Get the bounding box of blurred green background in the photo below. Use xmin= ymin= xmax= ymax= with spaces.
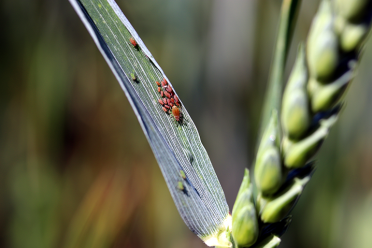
xmin=1 ymin=0 xmax=372 ymax=247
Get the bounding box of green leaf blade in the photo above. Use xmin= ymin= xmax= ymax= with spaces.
xmin=69 ymin=0 xmax=230 ymax=241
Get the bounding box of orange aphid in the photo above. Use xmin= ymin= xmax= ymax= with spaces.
xmin=158 ymin=99 xmax=164 ymax=105
xmin=156 ymin=81 xmax=161 ymax=86
xmin=161 ymin=78 xmax=168 ymax=87
xmin=166 ymin=87 xmax=173 ymax=93
xmin=164 ymin=105 xmax=170 ymax=109
xmin=129 ymin=37 xmax=138 ymax=47
xmin=172 ymin=106 xmax=181 ymax=121
xmin=157 ymin=87 xmax=161 ymax=92
xmin=161 ymin=91 xmax=164 ymax=97
xmin=170 ymin=98 xmax=175 ymax=103
xmin=162 ymin=107 xmax=168 ymax=113
xmin=174 ymin=95 xmax=179 ymax=103
xmin=164 ymin=92 xmax=171 ymax=98
xmin=163 ymin=98 xmax=167 ymax=105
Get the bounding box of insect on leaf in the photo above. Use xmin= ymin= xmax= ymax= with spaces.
xmin=68 ymin=0 xmax=230 ymax=246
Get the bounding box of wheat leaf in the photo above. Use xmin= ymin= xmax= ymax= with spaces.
xmin=69 ymin=0 xmax=229 ymax=241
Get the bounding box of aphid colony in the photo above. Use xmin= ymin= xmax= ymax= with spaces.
xmin=128 ymin=37 xmax=183 ymax=123
xmin=156 ymin=78 xmax=183 ymax=123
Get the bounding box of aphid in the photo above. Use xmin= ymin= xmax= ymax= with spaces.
xmin=174 ymin=95 xmax=179 ymax=103
xmin=164 ymin=92 xmax=171 ymax=98
xmin=129 ymin=37 xmax=138 ymax=48
xmin=180 ymin=170 xmax=186 ymax=180
xmin=170 ymin=103 xmax=174 ymax=107
xmin=161 ymin=78 xmax=168 ymax=87
xmin=162 ymin=107 xmax=168 ymax=113
xmin=164 ymin=104 xmax=170 ymax=109
xmin=170 ymin=98 xmax=175 ymax=103
xmin=167 ymin=99 xmax=171 ymax=105
xmin=166 ymin=87 xmax=173 ymax=93
xmin=157 ymin=87 xmax=161 ymax=92
xmin=188 ymin=152 xmax=194 ymax=164
xmin=130 ymin=72 xmax=137 ymax=81
xmin=177 ymin=181 xmax=184 ymax=191
xmin=161 ymin=91 xmax=164 ymax=97
xmin=172 ymin=106 xmax=181 ymax=122
xmin=158 ymin=99 xmax=164 ymax=105
xmin=176 ymin=102 xmax=180 ymax=107
xmin=156 ymin=81 xmax=161 ymax=86
xmin=163 ymin=98 xmax=167 ymax=105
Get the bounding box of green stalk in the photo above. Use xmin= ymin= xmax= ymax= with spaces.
xmin=259 ymin=0 xmax=302 ymax=142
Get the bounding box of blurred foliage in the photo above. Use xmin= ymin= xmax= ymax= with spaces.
xmin=1 ymin=0 xmax=372 ymax=248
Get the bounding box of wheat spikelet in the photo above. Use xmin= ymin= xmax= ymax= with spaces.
xmin=230 ymin=0 xmax=372 ymax=247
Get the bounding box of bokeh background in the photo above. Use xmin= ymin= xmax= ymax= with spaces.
xmin=1 ymin=0 xmax=372 ymax=247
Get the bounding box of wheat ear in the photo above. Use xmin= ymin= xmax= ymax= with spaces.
xmin=230 ymin=0 xmax=372 ymax=247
